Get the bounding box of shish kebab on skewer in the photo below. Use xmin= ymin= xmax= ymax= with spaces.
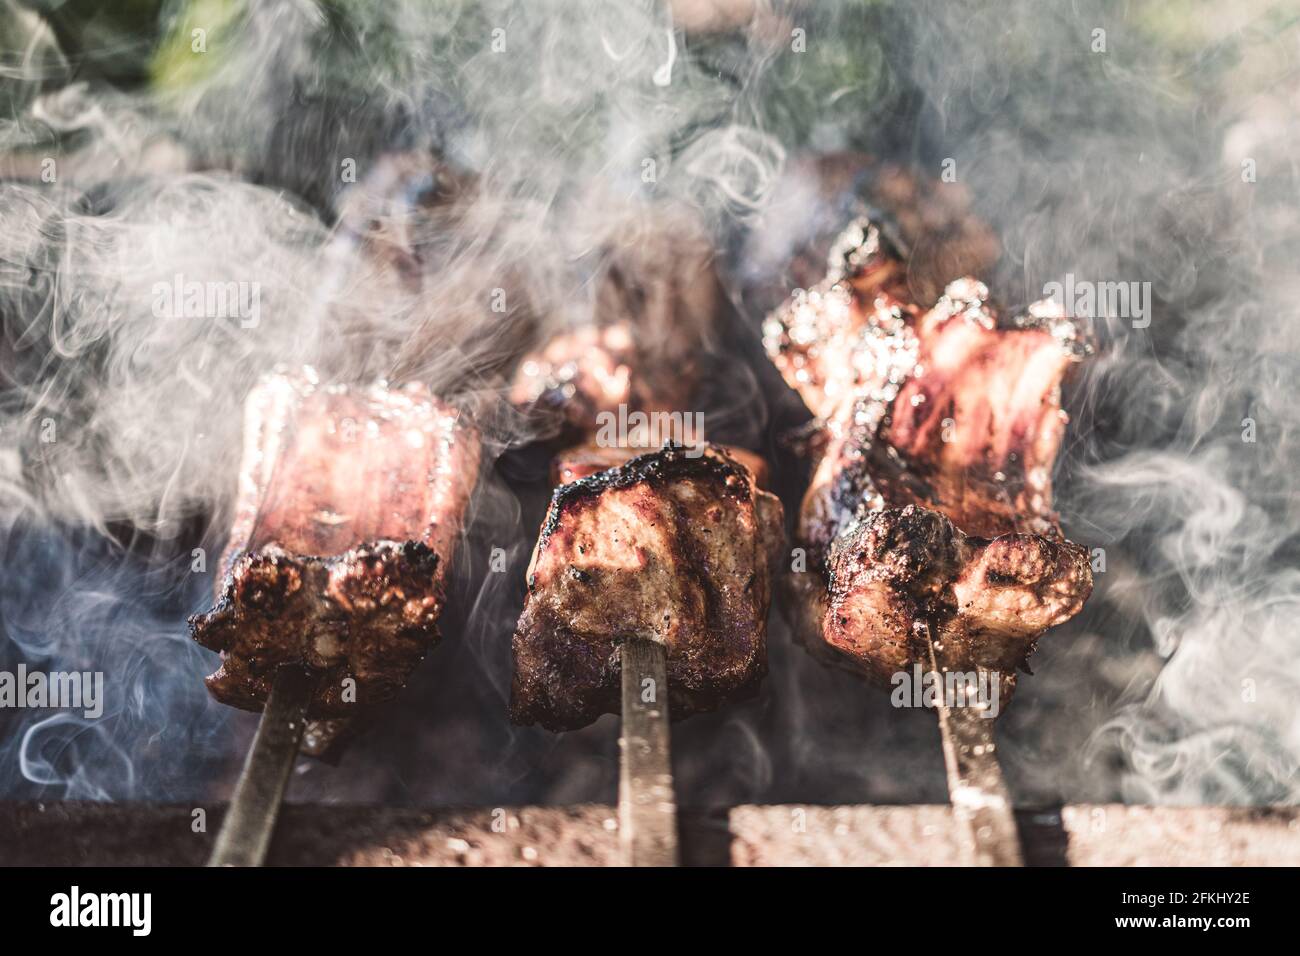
xmin=506 ymin=216 xmax=784 ymax=864
xmin=763 ymin=214 xmax=1093 ymax=865
xmin=516 ymin=442 xmax=780 ymax=866
xmin=200 ymin=148 xmax=516 ymax=757
xmin=190 ymin=368 xmax=481 ymax=866
xmin=512 ymin=444 xmax=783 ymax=730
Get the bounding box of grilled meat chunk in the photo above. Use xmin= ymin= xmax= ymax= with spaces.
xmin=762 ymin=217 xmax=920 ymax=423
xmin=765 ymin=219 xmax=1092 ymax=691
xmin=812 ymin=505 xmax=1090 ymax=697
xmin=509 ymin=201 xmax=720 ymax=444
xmin=879 ymin=280 xmax=1084 ymax=538
xmin=510 ymin=444 xmax=783 ymax=731
xmin=509 ymin=322 xmax=642 ymax=433
xmin=509 ymin=201 xmax=779 ymax=731
xmin=799 ymin=278 xmax=1086 ymax=558
xmin=190 ymin=370 xmax=481 ymax=717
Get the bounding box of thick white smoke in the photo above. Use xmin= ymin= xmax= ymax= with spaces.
xmin=0 ymin=0 xmax=1295 ymax=811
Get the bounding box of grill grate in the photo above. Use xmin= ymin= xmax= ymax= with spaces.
xmin=3 ymin=802 xmax=1295 ymax=866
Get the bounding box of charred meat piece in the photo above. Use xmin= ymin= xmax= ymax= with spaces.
xmin=509 ymin=201 xmax=781 ymax=731
xmin=508 ymin=310 xmax=704 ymax=442
xmin=879 ymin=280 xmax=1086 ymax=538
xmin=799 ymin=278 xmax=1086 ymax=558
xmin=811 ymin=282 xmax=1091 ymax=694
xmin=511 ymin=444 xmax=783 ymax=731
xmin=190 ymin=370 xmax=481 ymax=716
xmin=509 ymin=323 xmax=640 ymax=434
xmin=762 ymin=217 xmax=919 ymax=423
xmin=764 ymin=216 xmax=923 ymax=563
xmin=509 ymin=201 xmax=720 ymax=444
xmin=766 ymin=219 xmax=1091 ymax=691
xmin=809 ymin=505 xmax=1090 ymax=698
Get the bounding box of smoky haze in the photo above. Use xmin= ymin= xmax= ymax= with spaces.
xmin=0 ymin=0 xmax=1295 ymax=812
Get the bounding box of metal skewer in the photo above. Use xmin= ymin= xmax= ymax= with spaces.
xmin=208 ymin=666 xmax=315 ymax=867
xmin=922 ymin=625 xmax=1024 ymax=867
xmin=618 ymin=637 xmax=679 ymax=866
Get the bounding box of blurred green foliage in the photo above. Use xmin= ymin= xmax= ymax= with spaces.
xmin=15 ymin=0 xmax=162 ymax=85
xmin=11 ymin=0 xmax=904 ymax=156
xmin=9 ymin=0 xmax=1300 ymax=167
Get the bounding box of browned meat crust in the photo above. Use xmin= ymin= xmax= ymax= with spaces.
xmin=797 ymin=278 xmax=1086 ymax=561
xmin=762 ymin=217 xmax=919 ymax=424
xmin=818 ymin=505 xmax=1090 ymax=697
xmin=190 ymin=371 xmax=481 ymax=717
xmin=551 ymin=440 xmax=770 ymax=490
xmin=510 ymin=444 xmax=783 ymax=731
xmin=192 ymin=541 xmax=443 ymax=713
xmin=879 ymin=280 xmax=1083 ymax=538
xmin=509 ymin=323 xmax=641 ymax=435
